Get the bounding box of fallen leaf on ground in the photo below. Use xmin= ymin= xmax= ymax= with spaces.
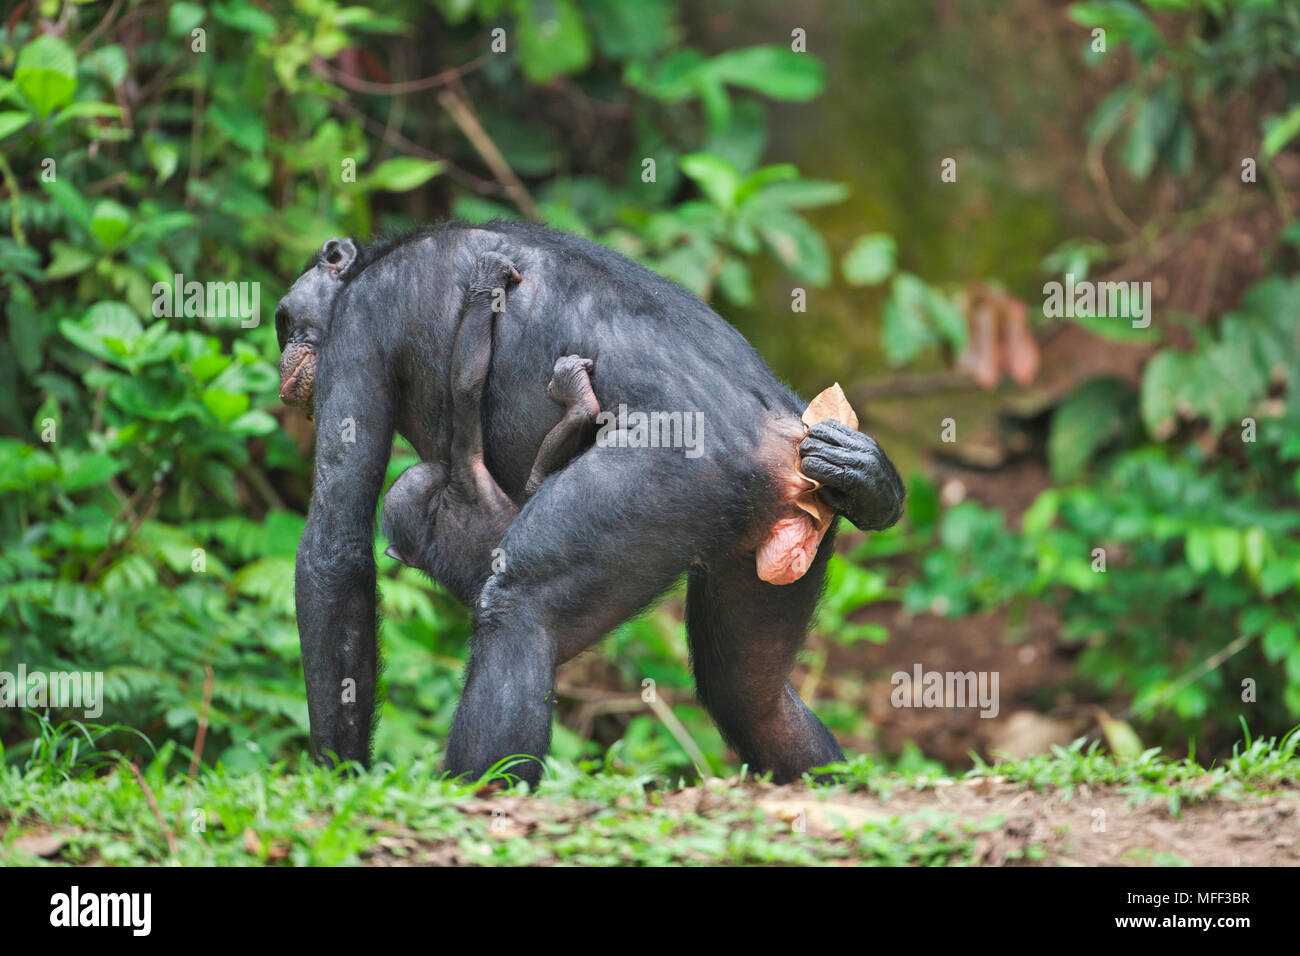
xmin=12 ymin=832 xmax=68 ymax=857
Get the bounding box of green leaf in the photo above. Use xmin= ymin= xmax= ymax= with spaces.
xmin=1096 ymin=711 xmax=1144 ymax=759
xmin=699 ymin=97 xmax=766 ymax=174
xmin=624 ymin=48 xmax=711 ymax=103
xmin=1048 ymin=378 xmax=1134 ymax=481
xmin=752 ymin=178 xmax=848 ymax=210
xmin=208 ymin=101 xmax=267 ymax=154
xmin=1263 ymin=105 xmax=1300 ymax=159
xmin=201 ymin=390 xmax=251 ymax=423
xmin=81 ymin=44 xmax=128 ymax=86
xmin=1210 ymin=527 xmax=1241 ymax=576
xmin=1242 ymin=526 xmax=1267 ymax=577
xmin=1021 ymin=489 xmax=1060 ymax=536
xmin=59 ymin=301 xmax=143 ymax=367
xmin=1183 ymin=527 xmax=1212 ymax=575
xmin=706 ymin=46 xmax=826 ymax=101
xmin=168 ymin=2 xmax=207 ymax=36
xmin=882 ymin=273 xmax=936 ymax=366
xmin=230 ymin=410 xmax=278 ymax=435
xmin=145 ymin=137 xmax=180 ymax=183
xmin=190 ymin=353 xmax=233 ymax=383
xmin=755 ymin=208 xmax=830 ymax=285
xmin=61 ymin=452 xmax=124 ymax=492
xmin=925 ymin=287 xmax=967 ymax=351
xmin=1068 ymin=2 xmax=1164 ymax=60
xmin=362 ymin=157 xmax=445 ymax=192
xmin=695 ymin=76 xmax=731 ymax=135
xmin=842 ymin=234 xmax=897 ymax=286
xmin=0 ymin=111 xmax=31 ymax=140
xmin=107 ymin=377 xmax=191 ymax=421
xmin=45 ymin=240 xmax=96 ymax=279
xmin=90 ymin=200 xmax=131 ymax=249
xmin=516 ymin=0 xmax=592 ymax=83
xmin=1140 ymin=349 xmax=1190 ymax=439
xmin=715 ymin=258 xmax=754 ymax=306
xmin=212 ymin=0 xmax=277 ymax=36
xmin=586 ymin=0 xmax=675 ymax=60
xmin=1085 ymin=87 xmax=1132 ymax=147
xmin=1262 ymin=621 xmax=1296 ymax=663
xmin=679 ymin=153 xmax=741 ymax=210
xmin=15 ymin=35 xmax=78 ymax=118
xmin=41 ymin=177 xmax=93 ymax=231
xmin=53 ymin=101 xmax=123 ymax=126
xmin=735 ymin=163 xmax=797 ymax=202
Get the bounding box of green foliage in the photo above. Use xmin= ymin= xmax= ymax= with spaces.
xmin=1074 ymin=0 xmax=1300 ymax=181
xmin=1140 ymin=277 xmax=1298 ymax=439
xmin=911 ymin=433 xmax=1300 ymax=734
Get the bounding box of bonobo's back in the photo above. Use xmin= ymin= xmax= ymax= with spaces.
xmin=331 ymin=219 xmax=807 ymax=493
xmin=477 ymin=220 xmax=804 ymax=429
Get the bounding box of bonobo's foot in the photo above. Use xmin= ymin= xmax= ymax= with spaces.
xmin=546 ymin=355 xmax=597 ymax=411
xmin=467 ymin=251 xmax=523 ymax=299
xmin=798 ymin=420 xmax=905 ymax=532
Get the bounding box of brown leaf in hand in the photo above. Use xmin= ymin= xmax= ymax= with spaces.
xmin=795 ymin=383 xmax=860 ymax=531
xmin=801 ymin=382 xmax=859 ymax=432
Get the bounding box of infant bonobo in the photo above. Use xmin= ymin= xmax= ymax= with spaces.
xmin=381 ymin=252 xmax=600 ymax=605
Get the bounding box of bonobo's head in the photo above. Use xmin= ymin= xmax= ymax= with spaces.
xmin=380 ymin=461 xmax=447 ymax=571
xmin=275 ymin=237 xmax=359 ymax=409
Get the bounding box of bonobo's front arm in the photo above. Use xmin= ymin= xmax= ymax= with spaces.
xmin=295 ymin=338 xmax=394 ymax=767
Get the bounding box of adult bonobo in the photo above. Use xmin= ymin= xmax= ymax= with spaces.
xmin=277 ymin=221 xmax=904 ymax=786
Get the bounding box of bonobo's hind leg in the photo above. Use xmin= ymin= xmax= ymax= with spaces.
xmin=525 ymin=355 xmax=600 ymax=496
xmin=444 ymin=438 xmax=733 ymax=786
xmin=685 ymin=527 xmax=845 ymax=782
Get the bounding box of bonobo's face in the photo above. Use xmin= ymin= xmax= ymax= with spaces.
xmin=275 ymin=269 xmax=333 ymax=409
xmin=275 ymin=238 xmax=357 ymax=409
xmin=381 ymin=461 xmax=448 ymax=570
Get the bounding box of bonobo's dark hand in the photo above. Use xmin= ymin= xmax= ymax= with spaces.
xmin=798 ymin=420 xmax=905 ymax=531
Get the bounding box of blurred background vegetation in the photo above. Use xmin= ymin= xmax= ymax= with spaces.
xmin=2 ymin=0 xmax=1298 ymax=780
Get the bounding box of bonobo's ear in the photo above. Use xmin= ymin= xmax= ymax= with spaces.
xmin=320 ymin=237 xmax=359 ymax=279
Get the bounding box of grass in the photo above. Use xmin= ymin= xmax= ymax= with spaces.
xmin=0 ymin=749 xmax=995 ymax=866
xmin=1 ymin=719 xmax=1297 ymax=866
